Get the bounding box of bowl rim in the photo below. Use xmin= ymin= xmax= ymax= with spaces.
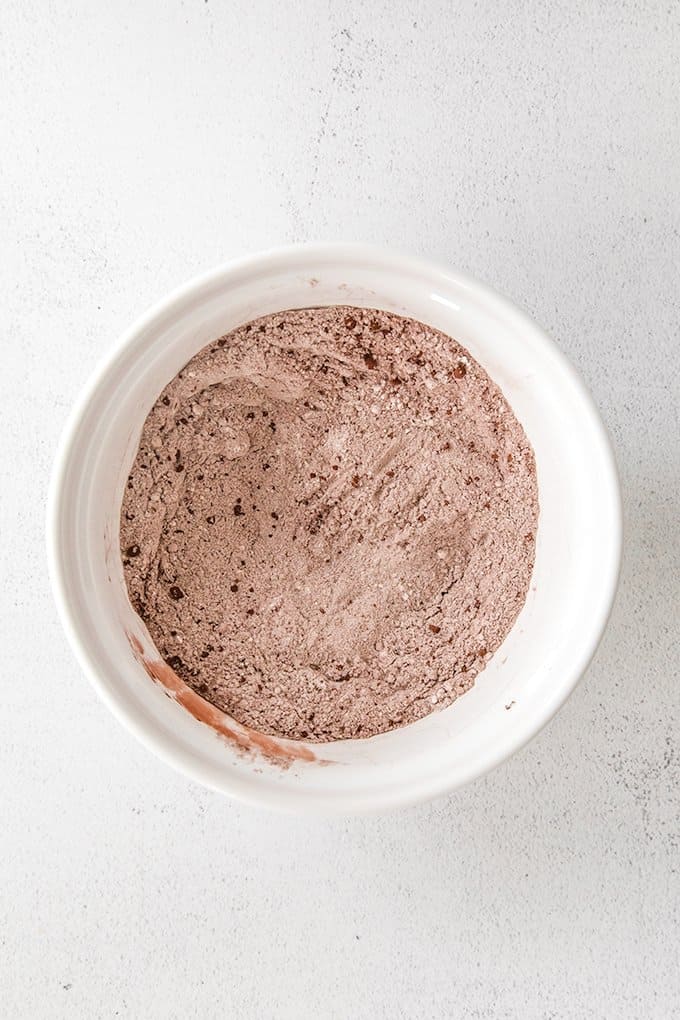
xmin=46 ymin=242 xmax=623 ymax=814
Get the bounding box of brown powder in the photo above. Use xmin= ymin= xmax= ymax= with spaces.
xmin=121 ymin=306 xmax=538 ymax=741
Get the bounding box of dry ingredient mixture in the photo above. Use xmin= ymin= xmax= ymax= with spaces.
xmin=121 ymin=306 xmax=538 ymax=741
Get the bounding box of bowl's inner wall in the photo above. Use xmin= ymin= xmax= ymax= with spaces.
xmin=55 ymin=251 xmax=619 ymax=808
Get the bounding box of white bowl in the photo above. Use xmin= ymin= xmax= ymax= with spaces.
xmin=47 ymin=244 xmax=621 ymax=814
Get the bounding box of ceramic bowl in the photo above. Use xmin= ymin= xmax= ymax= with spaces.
xmin=47 ymin=244 xmax=621 ymax=813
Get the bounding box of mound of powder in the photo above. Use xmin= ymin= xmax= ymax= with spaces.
xmin=121 ymin=306 xmax=538 ymax=741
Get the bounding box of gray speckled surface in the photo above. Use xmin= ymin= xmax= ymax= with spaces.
xmin=1 ymin=1 xmax=678 ymax=1017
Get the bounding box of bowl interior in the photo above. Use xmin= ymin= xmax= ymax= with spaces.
xmin=50 ymin=247 xmax=620 ymax=811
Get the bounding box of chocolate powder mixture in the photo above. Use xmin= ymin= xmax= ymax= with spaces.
xmin=121 ymin=306 xmax=538 ymax=741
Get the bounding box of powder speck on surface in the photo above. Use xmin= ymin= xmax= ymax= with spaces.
xmin=121 ymin=306 xmax=538 ymax=741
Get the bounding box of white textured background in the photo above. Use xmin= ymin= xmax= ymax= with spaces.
xmin=2 ymin=1 xmax=679 ymax=1017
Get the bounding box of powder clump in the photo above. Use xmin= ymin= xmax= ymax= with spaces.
xmin=121 ymin=306 xmax=538 ymax=741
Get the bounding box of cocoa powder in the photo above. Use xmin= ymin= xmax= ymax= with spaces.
xmin=121 ymin=306 xmax=538 ymax=741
